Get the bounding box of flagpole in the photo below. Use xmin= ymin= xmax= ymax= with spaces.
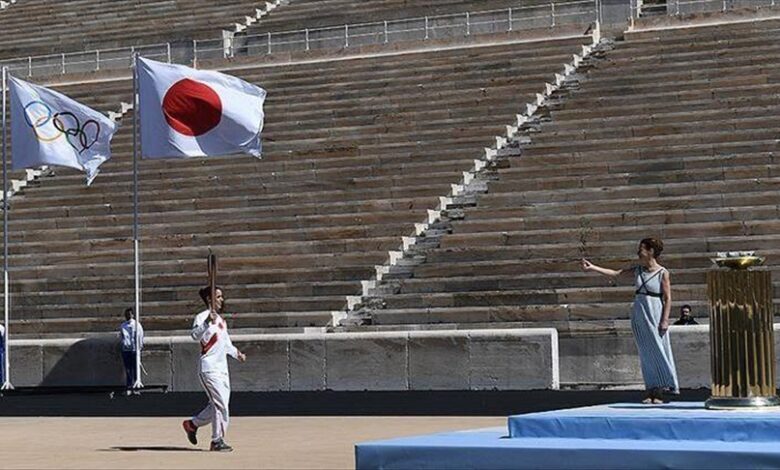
xmin=132 ymin=54 xmax=143 ymax=390
xmin=1 ymin=66 xmax=12 ymax=391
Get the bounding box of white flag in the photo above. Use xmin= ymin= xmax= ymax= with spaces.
xmin=137 ymin=57 xmax=266 ymax=159
xmin=9 ymin=76 xmax=117 ymax=185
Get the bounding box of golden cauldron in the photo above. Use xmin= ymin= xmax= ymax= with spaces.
xmin=705 ymin=252 xmax=779 ymax=409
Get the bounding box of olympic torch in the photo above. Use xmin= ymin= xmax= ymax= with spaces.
xmin=207 ymin=251 xmax=218 ymax=314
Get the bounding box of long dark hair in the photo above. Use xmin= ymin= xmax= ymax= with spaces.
xmin=640 ymin=238 xmax=664 ymax=259
xmin=199 ymin=286 xmax=223 ymax=306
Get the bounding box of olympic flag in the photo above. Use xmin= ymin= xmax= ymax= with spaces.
xmin=9 ymin=76 xmax=118 ymax=185
xmin=137 ymin=57 xmax=266 ymax=159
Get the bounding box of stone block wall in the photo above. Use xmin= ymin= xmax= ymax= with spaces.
xmin=8 ymin=329 xmax=560 ymax=391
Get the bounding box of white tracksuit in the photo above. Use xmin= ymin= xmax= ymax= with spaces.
xmin=190 ymin=309 xmax=239 ymax=443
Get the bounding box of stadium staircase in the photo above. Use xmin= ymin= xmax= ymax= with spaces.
xmin=347 ymin=16 xmax=780 ymax=342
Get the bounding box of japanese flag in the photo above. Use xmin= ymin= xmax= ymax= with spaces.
xmin=9 ymin=75 xmax=118 ymax=185
xmin=137 ymin=57 xmax=266 ymax=159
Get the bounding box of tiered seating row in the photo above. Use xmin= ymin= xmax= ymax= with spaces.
xmin=3 ymin=35 xmax=590 ymax=336
xmin=364 ymin=18 xmax=780 ymax=328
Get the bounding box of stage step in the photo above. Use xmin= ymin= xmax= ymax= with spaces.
xmin=508 ymin=402 xmax=780 ymax=441
xmin=356 ymin=402 xmax=780 ymax=469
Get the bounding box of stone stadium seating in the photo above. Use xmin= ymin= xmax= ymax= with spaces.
xmin=235 ymin=0 xmax=595 ymax=55
xmin=4 ymin=32 xmax=593 ymax=337
xmin=243 ymin=0 xmax=589 ymax=34
xmin=2 ymin=0 xmax=778 ymax=392
xmin=360 ymin=17 xmax=780 ymax=333
xmin=0 ymin=0 xmax=269 ymax=60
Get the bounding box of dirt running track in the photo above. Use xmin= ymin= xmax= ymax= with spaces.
xmin=0 ymin=416 xmax=503 ymax=469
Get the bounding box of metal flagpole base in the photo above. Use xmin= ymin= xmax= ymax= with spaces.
xmin=132 ymin=380 xmax=144 ymax=390
xmin=705 ymin=396 xmax=780 ymax=410
xmin=1 ymin=381 xmax=14 ymax=391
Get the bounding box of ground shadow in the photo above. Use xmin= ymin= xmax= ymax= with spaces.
xmin=42 ymin=335 xmax=125 ymax=387
xmin=107 ymin=446 xmax=204 ymax=452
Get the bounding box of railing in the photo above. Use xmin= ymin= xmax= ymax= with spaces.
xmin=0 ymin=0 xmax=18 ymax=10
xmin=0 ymin=43 xmax=172 ymax=78
xmin=195 ymin=1 xmax=598 ymax=62
xmin=631 ymin=0 xmax=776 ymax=18
xmin=0 ymin=1 xmax=599 ymax=77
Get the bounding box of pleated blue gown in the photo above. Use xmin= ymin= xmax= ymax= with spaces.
xmin=632 ymin=266 xmax=680 ymax=394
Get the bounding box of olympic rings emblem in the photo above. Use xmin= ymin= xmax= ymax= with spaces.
xmin=23 ymin=101 xmax=101 ymax=154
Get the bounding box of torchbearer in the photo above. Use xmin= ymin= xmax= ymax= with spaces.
xmin=182 ymin=253 xmax=247 ymax=452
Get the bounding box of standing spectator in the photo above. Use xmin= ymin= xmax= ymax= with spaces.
xmin=673 ymin=304 xmax=698 ymax=325
xmin=119 ymin=308 xmax=144 ymax=393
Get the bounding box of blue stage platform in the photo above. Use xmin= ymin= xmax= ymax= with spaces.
xmin=355 ymin=403 xmax=780 ymax=469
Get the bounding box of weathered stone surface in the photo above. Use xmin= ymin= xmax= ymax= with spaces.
xmin=290 ymin=338 xmax=327 ymax=391
xmin=170 ymin=340 xmax=201 ymax=392
xmin=231 ymin=339 xmax=289 ymax=392
xmin=8 ymin=329 xmax=560 ymax=391
xmin=560 ymin=333 xmax=641 ymax=386
xmin=141 ymin=342 xmax=173 ymax=389
xmin=408 ymin=333 xmax=469 ymax=390
xmin=325 ymin=334 xmax=408 ymax=391
xmin=671 ymin=323 xmax=780 ymax=390
xmin=669 ymin=325 xmax=710 ymax=389
xmin=41 ymin=337 xmax=124 ymax=386
xmin=9 ymin=344 xmax=44 ymax=387
xmin=468 ymin=330 xmax=556 ymax=390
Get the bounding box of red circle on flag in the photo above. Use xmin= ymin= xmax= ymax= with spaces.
xmin=162 ymin=79 xmax=222 ymax=137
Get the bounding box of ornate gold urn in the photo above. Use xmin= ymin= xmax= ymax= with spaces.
xmin=705 ymin=252 xmax=779 ymax=409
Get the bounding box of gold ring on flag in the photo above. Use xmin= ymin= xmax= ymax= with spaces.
xmin=23 ymin=101 xmax=64 ymax=142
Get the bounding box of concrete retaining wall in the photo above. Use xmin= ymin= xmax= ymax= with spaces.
xmin=23 ymin=323 xmax=779 ymax=391
xmin=560 ymin=324 xmax=780 ymax=389
xmin=559 ymin=329 xmax=643 ymax=387
xmin=7 ymin=329 xmax=559 ymax=392
xmin=669 ymin=324 xmax=780 ymax=389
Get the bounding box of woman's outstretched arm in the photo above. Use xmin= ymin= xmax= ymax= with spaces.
xmin=581 ymin=259 xmax=632 ymax=279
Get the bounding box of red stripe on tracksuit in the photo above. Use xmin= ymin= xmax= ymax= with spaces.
xmin=201 ymin=333 xmax=218 ymax=355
